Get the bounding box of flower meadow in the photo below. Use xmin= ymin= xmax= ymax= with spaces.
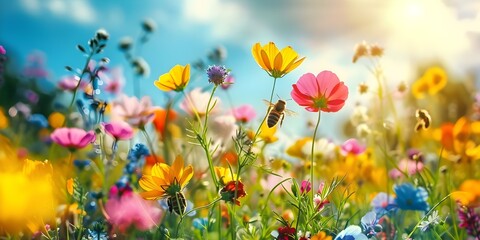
xmin=1 ymin=23 xmax=480 ymax=240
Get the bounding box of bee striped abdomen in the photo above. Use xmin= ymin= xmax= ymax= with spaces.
xmin=267 ymin=111 xmax=280 ymax=128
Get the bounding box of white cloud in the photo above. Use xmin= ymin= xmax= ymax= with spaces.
xmin=19 ymin=0 xmax=97 ymax=24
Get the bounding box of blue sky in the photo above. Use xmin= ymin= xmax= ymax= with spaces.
xmin=2 ymin=0 xmax=480 ymax=140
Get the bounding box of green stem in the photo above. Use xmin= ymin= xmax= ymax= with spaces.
xmin=310 ymin=111 xmax=322 ymax=201
xmin=141 ymin=127 xmax=157 ymax=162
xmin=252 ymin=77 xmax=277 ymax=144
xmin=407 ymin=194 xmax=452 ymax=238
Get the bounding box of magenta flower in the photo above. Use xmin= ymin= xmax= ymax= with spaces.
xmin=102 ymin=121 xmax=134 ymax=140
xmin=291 ymin=71 xmax=348 ymax=112
xmin=0 ymin=45 xmax=5 ymax=55
xmin=50 ymin=128 xmax=96 ymax=149
xmin=389 ymin=159 xmax=424 ymax=179
xmin=341 ymin=138 xmax=366 ymax=155
xmin=99 ymin=67 xmax=125 ymax=94
xmin=105 ymin=191 xmax=163 ymax=233
xmin=300 ymin=180 xmax=311 ymax=194
xmin=232 ymin=105 xmax=256 ymax=123
xmin=221 ymin=75 xmax=235 ymax=90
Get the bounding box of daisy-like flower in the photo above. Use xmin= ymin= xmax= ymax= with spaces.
xmin=215 ymin=166 xmax=238 ymax=185
xmin=335 ymin=225 xmax=368 ymax=240
xmin=180 ymin=88 xmax=221 ymax=117
xmin=112 ymin=95 xmax=154 ymax=128
xmin=411 ymin=66 xmax=447 ymax=99
xmin=154 ymin=64 xmax=190 ymax=92
xmin=232 ymin=105 xmax=256 ymax=123
xmin=252 ymin=42 xmax=305 ymax=78
xmin=393 ymin=183 xmax=429 ymax=212
xmin=139 ymin=155 xmax=193 ymax=214
xmin=50 ymin=128 xmax=96 ymax=150
xmin=291 ymin=71 xmax=349 ymax=112
xmin=418 ymin=210 xmax=441 ymax=232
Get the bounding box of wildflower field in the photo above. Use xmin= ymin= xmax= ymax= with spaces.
xmin=1 ymin=1 xmax=480 ymax=240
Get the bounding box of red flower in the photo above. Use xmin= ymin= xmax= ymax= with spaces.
xmin=277 ymin=226 xmax=296 ymax=240
xmin=220 ymin=180 xmax=246 ymax=206
xmin=291 ymin=71 xmax=348 ymax=112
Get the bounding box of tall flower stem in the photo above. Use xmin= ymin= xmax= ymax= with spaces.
xmin=141 ymin=127 xmax=157 ymax=161
xmin=310 ymin=111 xmax=322 ymax=201
xmin=253 ymin=77 xmax=278 ymax=142
xmin=175 ymin=198 xmax=221 ymax=237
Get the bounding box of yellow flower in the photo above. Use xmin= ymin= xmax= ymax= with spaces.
xmin=0 ymin=107 xmax=8 ymax=129
xmin=66 ymin=178 xmax=74 ymax=195
xmin=252 ymin=42 xmax=305 ymax=78
xmin=48 ymin=112 xmax=65 ymax=129
xmin=311 ymin=231 xmax=333 ymax=240
xmin=258 ymin=121 xmax=278 ymax=143
xmin=139 ymin=155 xmax=193 ymax=200
xmin=215 ymin=166 xmax=238 ymax=185
xmin=154 ymin=64 xmax=191 ymax=92
xmin=286 ymin=137 xmax=312 ymax=159
xmin=411 ymin=66 xmax=447 ymax=99
xmin=451 ymin=179 xmax=480 ymax=205
xmin=424 ymin=66 xmax=447 ymax=95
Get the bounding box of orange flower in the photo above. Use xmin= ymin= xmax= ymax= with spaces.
xmin=252 ymin=42 xmax=305 ymax=78
xmin=139 ymin=155 xmax=193 ymax=200
xmin=152 ymin=108 xmax=177 ymax=138
xmin=311 ymin=231 xmax=333 ymax=240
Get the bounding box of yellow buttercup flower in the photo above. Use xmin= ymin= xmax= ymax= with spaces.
xmin=215 ymin=166 xmax=238 ymax=185
xmin=252 ymin=42 xmax=305 ymax=78
xmin=139 ymin=155 xmax=193 ymax=200
xmin=154 ymin=64 xmax=191 ymax=92
xmin=153 ymin=64 xmax=190 ymax=92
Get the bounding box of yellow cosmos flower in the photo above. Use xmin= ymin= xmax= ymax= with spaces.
xmin=215 ymin=166 xmax=238 ymax=185
xmin=258 ymin=121 xmax=278 ymax=143
xmin=154 ymin=64 xmax=191 ymax=92
xmin=424 ymin=66 xmax=447 ymax=95
xmin=286 ymin=137 xmax=312 ymax=159
xmin=252 ymin=42 xmax=305 ymax=78
xmin=139 ymin=155 xmax=193 ymax=200
xmin=411 ymin=66 xmax=447 ymax=99
xmin=48 ymin=112 xmax=65 ymax=129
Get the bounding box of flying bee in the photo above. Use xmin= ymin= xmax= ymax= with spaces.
xmin=263 ymin=99 xmax=296 ymax=128
xmin=415 ymin=109 xmax=431 ymax=132
xmin=166 ymin=191 xmax=187 ymax=215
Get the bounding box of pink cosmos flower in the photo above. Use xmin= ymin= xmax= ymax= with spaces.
xmin=180 ymin=88 xmax=221 ymax=117
xmin=58 ymin=76 xmax=86 ymax=91
xmin=291 ymin=71 xmax=348 ymax=112
xmin=0 ymin=45 xmax=5 ymax=55
xmin=102 ymin=121 xmax=134 ymax=140
xmin=389 ymin=159 xmax=424 ymax=179
xmin=232 ymin=105 xmax=256 ymax=123
xmin=50 ymin=127 xmax=96 ymax=149
xmin=112 ymin=95 xmax=154 ymax=128
xmin=341 ymin=138 xmax=366 ymax=155
xmin=105 ymin=189 xmax=162 ymax=233
xmin=99 ymin=67 xmax=125 ymax=94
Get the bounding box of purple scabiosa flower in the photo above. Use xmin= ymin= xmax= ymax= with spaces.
xmin=335 ymin=225 xmax=368 ymax=240
xmin=457 ymin=204 xmax=480 ymax=238
xmin=206 ymin=65 xmax=229 ymax=86
xmin=371 ymin=192 xmax=395 ymax=216
xmin=393 ymin=183 xmax=429 ymax=212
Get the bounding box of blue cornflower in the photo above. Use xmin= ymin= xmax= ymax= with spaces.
xmin=335 ymin=225 xmax=368 ymax=240
xmin=206 ymin=65 xmax=229 ymax=86
xmin=28 ymin=114 xmax=48 ymax=128
xmin=394 ymin=183 xmax=429 ymax=212
xmin=127 ymin=143 xmax=149 ymax=162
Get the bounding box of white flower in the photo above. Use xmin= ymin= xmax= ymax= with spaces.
xmin=180 ymin=88 xmax=221 ymax=117
xmin=418 ymin=210 xmax=441 ymax=232
xmin=350 ymin=105 xmax=369 ymax=126
xmin=301 ymin=138 xmax=336 ymax=160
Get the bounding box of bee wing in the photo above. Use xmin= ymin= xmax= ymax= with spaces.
xmin=263 ymin=99 xmax=274 ymax=107
xmin=284 ymin=109 xmax=297 ymax=116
